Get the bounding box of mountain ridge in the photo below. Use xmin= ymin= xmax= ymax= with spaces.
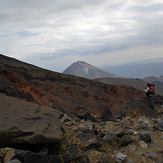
xmin=143 ymin=75 xmax=163 ymax=83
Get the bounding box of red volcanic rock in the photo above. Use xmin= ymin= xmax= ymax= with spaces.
xmin=0 ymin=73 xmax=34 ymax=102
xmin=0 ymin=54 xmax=145 ymax=120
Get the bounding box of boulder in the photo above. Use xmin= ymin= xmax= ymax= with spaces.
xmin=116 ymin=152 xmax=127 ymax=163
xmin=60 ymin=114 xmax=72 ymax=123
xmin=141 ymin=124 xmax=149 ymax=130
xmin=146 ymin=153 xmax=157 ymax=159
xmin=120 ymin=135 xmax=134 ymax=146
xmin=0 ymin=147 xmax=12 ymax=159
xmin=77 ymin=156 xmax=90 ymax=163
xmin=139 ymin=131 xmax=151 ymax=142
xmin=78 ymin=124 xmax=89 ymax=133
xmin=157 ymin=149 xmax=163 ymax=155
xmin=2 ymin=148 xmax=62 ymax=163
xmin=76 ymin=133 xmax=102 ymax=148
xmin=138 ymin=140 xmax=148 ymax=148
xmin=158 ymin=118 xmax=163 ymax=129
xmin=128 ymin=159 xmax=134 ymax=163
xmin=0 ymin=93 xmax=63 ymax=147
xmin=74 ymin=104 xmax=114 ymax=122
xmin=149 ymin=138 xmax=156 ymax=146
xmin=103 ymin=133 xmax=121 ymax=149
xmin=62 ymin=144 xmax=82 ymax=162
xmin=143 ymin=118 xmax=152 ymax=125
xmin=117 ymin=97 xmax=158 ymax=119
xmin=7 ymin=159 xmax=22 ymax=163
xmin=128 ymin=144 xmax=137 ymax=151
xmin=105 ymin=121 xmax=125 ymax=136
xmin=153 ymin=95 xmax=163 ymax=105
xmin=99 ymin=121 xmax=106 ymax=126
xmin=84 ymin=149 xmax=110 ymax=163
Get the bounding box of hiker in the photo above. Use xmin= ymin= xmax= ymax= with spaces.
xmin=144 ymin=83 xmax=155 ymax=97
xmin=144 ymin=83 xmax=155 ymax=110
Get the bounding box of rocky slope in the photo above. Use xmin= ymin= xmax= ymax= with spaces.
xmin=1 ymin=93 xmax=163 ymax=163
xmin=59 ymin=108 xmax=163 ymax=163
xmin=1 ymin=54 xmax=163 ymax=163
xmin=0 ymin=54 xmax=145 ymax=119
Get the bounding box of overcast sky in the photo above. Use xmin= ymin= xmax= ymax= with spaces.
xmin=0 ymin=0 xmax=163 ymax=72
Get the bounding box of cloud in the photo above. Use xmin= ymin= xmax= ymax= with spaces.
xmin=0 ymin=0 xmax=163 ymax=72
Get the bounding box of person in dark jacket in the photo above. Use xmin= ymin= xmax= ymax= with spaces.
xmin=144 ymin=83 xmax=155 ymax=110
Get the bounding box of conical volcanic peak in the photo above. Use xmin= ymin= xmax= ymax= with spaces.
xmin=63 ymin=61 xmax=120 ymax=79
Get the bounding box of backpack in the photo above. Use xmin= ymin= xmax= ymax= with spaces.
xmin=149 ymin=84 xmax=155 ymax=95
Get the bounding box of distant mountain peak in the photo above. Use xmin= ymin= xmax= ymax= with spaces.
xmin=76 ymin=61 xmax=85 ymax=63
xmin=63 ymin=61 xmax=120 ymax=79
xmin=76 ymin=61 xmax=92 ymax=66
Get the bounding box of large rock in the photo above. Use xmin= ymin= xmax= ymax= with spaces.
xmin=120 ymin=135 xmax=134 ymax=146
xmin=103 ymin=133 xmax=121 ymax=149
xmin=62 ymin=144 xmax=82 ymax=162
xmin=117 ymin=97 xmax=158 ymax=119
xmin=116 ymin=152 xmax=127 ymax=163
xmin=76 ymin=133 xmax=102 ymax=148
xmin=2 ymin=148 xmax=62 ymax=163
xmin=7 ymin=159 xmax=22 ymax=163
xmin=146 ymin=152 xmax=157 ymax=159
xmin=139 ymin=131 xmax=151 ymax=142
xmin=104 ymin=121 xmax=125 ymax=136
xmin=84 ymin=149 xmax=110 ymax=163
xmin=158 ymin=118 xmax=163 ymax=129
xmin=0 ymin=93 xmax=63 ymax=146
xmin=74 ymin=104 xmax=114 ymax=122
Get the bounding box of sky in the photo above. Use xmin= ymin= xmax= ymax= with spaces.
xmin=0 ymin=0 xmax=163 ymax=73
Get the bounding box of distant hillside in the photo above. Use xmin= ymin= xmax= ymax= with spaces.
xmin=102 ymin=59 xmax=163 ymax=78
xmin=159 ymin=75 xmax=163 ymax=81
xmin=63 ymin=61 xmax=121 ymax=79
xmin=142 ymin=75 xmax=163 ymax=85
xmin=143 ymin=76 xmax=160 ymax=83
xmin=95 ymin=77 xmax=163 ymax=96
